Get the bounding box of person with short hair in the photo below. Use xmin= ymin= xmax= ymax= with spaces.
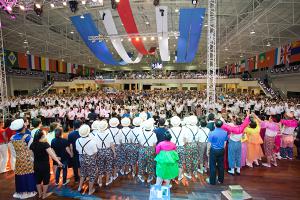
xmin=206 ymin=120 xmax=228 ymax=185
xmin=51 ymin=128 xmax=72 ymax=186
xmin=68 ymin=120 xmax=82 ymax=182
xmin=154 ymin=118 xmax=167 ymax=145
xmin=31 ymin=118 xmax=42 ymax=138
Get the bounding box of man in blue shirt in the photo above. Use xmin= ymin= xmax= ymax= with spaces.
xmin=67 ymin=120 xmax=82 ymax=183
xmin=206 ymin=120 xmax=228 ymax=185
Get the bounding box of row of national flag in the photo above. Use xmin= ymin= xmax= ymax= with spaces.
xmin=225 ymin=40 xmax=300 ymax=74
xmin=3 ymin=49 xmax=95 ymax=76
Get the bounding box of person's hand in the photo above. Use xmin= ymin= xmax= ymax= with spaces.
xmin=57 ymin=161 xmax=63 ymax=168
xmin=246 ymin=110 xmax=250 ymax=116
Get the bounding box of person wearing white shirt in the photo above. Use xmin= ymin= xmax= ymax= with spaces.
xmin=168 ymin=116 xmax=185 ymax=181
xmin=254 ymin=102 xmax=262 ymax=116
xmin=119 ymin=118 xmax=133 ymax=175
xmin=92 ymin=120 xmax=115 ymax=187
xmin=184 ymin=116 xmax=200 ymax=179
xmin=137 ymin=119 xmax=156 ymax=183
xmin=76 ymin=124 xmax=97 ymax=195
xmin=198 ymin=120 xmax=210 ymax=174
xmin=67 ymin=108 xmax=75 ymax=129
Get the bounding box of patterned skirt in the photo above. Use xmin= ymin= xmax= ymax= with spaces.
xmin=124 ymin=143 xmax=139 ymax=166
xmin=197 ymin=142 xmax=207 ymax=164
xmin=97 ymin=148 xmax=114 ymax=175
xmin=281 ymin=135 xmax=294 ymax=148
xmin=114 ymin=144 xmax=126 ymax=171
xmin=79 ymin=153 xmax=97 ymax=182
xmin=177 ymin=146 xmax=185 ymax=168
xmin=264 ymin=136 xmax=275 ymax=157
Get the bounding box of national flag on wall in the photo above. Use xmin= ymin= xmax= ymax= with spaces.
xmin=5 ymin=50 xmax=18 ymax=68
xmin=84 ymin=67 xmax=90 ymax=76
xmin=28 ymin=55 xmax=41 ymax=70
xmin=291 ymin=40 xmax=300 ymax=63
xmin=257 ymin=53 xmax=266 ymax=68
xmin=67 ymin=63 xmax=72 ymax=74
xmin=49 ymin=59 xmax=57 ymax=72
xmin=41 ymin=57 xmax=49 ymax=71
xmin=77 ymin=65 xmax=83 ymax=75
xmin=17 ymin=52 xmax=28 ymax=69
xmin=254 ymin=55 xmax=258 ymax=69
xmin=73 ymin=64 xmax=78 ymax=74
xmin=265 ymin=49 xmax=275 ymax=68
xmin=248 ymin=56 xmax=256 ymax=71
xmin=240 ymin=59 xmax=245 ymax=72
xmin=275 ymin=48 xmax=281 ymax=65
xmin=280 ymin=43 xmax=291 ymax=65
xmin=90 ymin=68 xmax=95 ymax=76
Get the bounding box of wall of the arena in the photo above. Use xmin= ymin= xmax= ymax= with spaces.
xmin=7 ymin=76 xmax=44 ymax=96
xmin=272 ymin=74 xmax=300 ymax=94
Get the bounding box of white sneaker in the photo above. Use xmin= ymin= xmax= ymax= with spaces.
xmin=197 ymin=168 xmax=204 ymax=174
xmin=193 ymin=171 xmax=198 ymax=178
xmin=120 ymin=169 xmax=124 ymax=175
xmin=113 ymin=173 xmax=118 ymax=180
xmin=178 ymin=174 xmax=183 ymax=181
xmin=147 ymin=176 xmax=153 ymax=183
xmin=184 ymin=173 xmax=192 ymax=179
xmin=262 ymin=163 xmax=271 ymax=168
xmin=105 ymin=177 xmax=113 ymax=186
xmin=62 ymin=179 xmax=70 ymax=186
xmin=138 ymin=175 xmax=145 ymax=183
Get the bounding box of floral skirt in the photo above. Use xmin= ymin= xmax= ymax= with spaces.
xmin=264 ymin=136 xmax=275 ymax=157
xmin=79 ymin=153 xmax=97 ymax=182
xmin=97 ymin=148 xmax=114 ymax=175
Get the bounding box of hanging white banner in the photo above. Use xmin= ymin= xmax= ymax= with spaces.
xmin=99 ymin=9 xmax=143 ymax=64
xmin=156 ymin=6 xmax=170 ymax=61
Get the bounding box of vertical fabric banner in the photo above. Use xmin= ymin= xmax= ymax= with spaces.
xmin=257 ymin=53 xmax=266 ymax=68
xmin=18 ymin=52 xmax=28 ymax=69
xmin=155 ymin=6 xmax=170 ymax=61
xmin=67 ymin=63 xmax=72 ymax=74
xmin=90 ymin=68 xmax=95 ymax=76
xmin=275 ymin=48 xmax=281 ymax=65
xmin=291 ymin=40 xmax=300 ymax=63
xmin=5 ymin=50 xmax=18 ymax=68
xmin=266 ymin=49 xmax=275 ymax=68
xmin=41 ymin=57 xmax=46 ymax=71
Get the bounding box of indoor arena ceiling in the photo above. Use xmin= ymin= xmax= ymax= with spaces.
xmin=1 ymin=0 xmax=300 ymax=71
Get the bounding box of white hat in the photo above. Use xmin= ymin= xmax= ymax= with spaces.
xmin=139 ymin=112 xmax=148 ymax=121
xmin=148 ymin=118 xmax=155 ymax=124
xmin=91 ymin=120 xmax=101 ymax=130
xmin=189 ymin=115 xmax=198 ymax=126
xmin=183 ymin=117 xmax=190 ymax=125
xmin=142 ymin=119 xmax=154 ymax=131
xmin=10 ymin=119 xmax=24 ymax=131
xmin=170 ymin=116 xmax=181 ymax=127
xmin=79 ymin=124 xmax=90 ymax=137
xmin=133 ymin=117 xmax=142 ymax=126
xmin=121 ymin=117 xmax=131 ymax=127
xmin=99 ymin=120 xmax=108 ymax=131
xmin=109 ymin=117 xmax=119 ymax=128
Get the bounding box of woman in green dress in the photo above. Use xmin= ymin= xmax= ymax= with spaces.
xmin=155 ymin=131 xmax=179 ymax=187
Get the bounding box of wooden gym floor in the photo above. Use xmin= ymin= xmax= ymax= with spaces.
xmin=1 ymin=158 xmax=300 ymax=200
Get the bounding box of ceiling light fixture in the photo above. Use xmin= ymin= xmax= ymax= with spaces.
xmin=135 ymin=37 xmax=140 ymax=41
xmin=153 ymin=0 xmax=159 ymax=6
xmin=81 ymin=0 xmax=86 ymax=5
xmin=19 ymin=5 xmax=25 ymax=10
xmin=192 ymin=0 xmax=198 ymax=6
xmin=70 ymin=31 xmax=74 ymax=34
xmin=80 ymin=14 xmax=85 ymax=19
xmin=34 ymin=3 xmax=43 ymax=16
xmin=69 ymin=1 xmax=78 ymax=13
xmin=159 ymin=36 xmax=162 ymax=40
xmin=225 ymin=47 xmax=228 ymax=51
xmin=128 ymin=38 xmax=132 ymax=41
xmin=143 ymin=37 xmax=147 ymax=41
xmin=175 ymin=8 xmax=179 ymax=13
xmin=250 ymin=29 xmax=255 ymax=34
xmin=63 ymin=1 xmax=67 ymax=6
xmin=266 ymin=42 xmax=271 ymax=47
xmin=50 ymin=3 xmax=55 ymax=8
xmin=121 ymin=38 xmax=124 ymax=42
xmin=204 ymin=24 xmax=208 ymax=27
xmin=151 ymin=36 xmax=155 ymax=41
xmin=240 ymin=54 xmax=243 ymax=58
xmin=145 ymin=21 xmax=150 ymax=25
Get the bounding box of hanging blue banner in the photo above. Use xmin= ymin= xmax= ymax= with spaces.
xmin=70 ymin=13 xmax=126 ymax=66
xmin=176 ymin=8 xmax=206 ymax=63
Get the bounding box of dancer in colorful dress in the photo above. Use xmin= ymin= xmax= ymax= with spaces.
xmin=137 ymin=119 xmax=157 ymax=183
xmin=76 ymin=124 xmax=98 ymax=195
xmin=155 ymin=131 xmax=179 ymax=187
xmin=280 ymin=112 xmax=298 ymax=159
xmin=10 ymin=119 xmax=37 ymax=199
xmin=244 ymin=118 xmax=264 ymax=167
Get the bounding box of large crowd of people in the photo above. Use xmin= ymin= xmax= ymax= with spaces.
xmin=0 ymin=90 xmax=300 ymax=199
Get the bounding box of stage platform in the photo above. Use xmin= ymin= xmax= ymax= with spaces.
xmin=1 ymin=159 xmax=300 ymax=200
